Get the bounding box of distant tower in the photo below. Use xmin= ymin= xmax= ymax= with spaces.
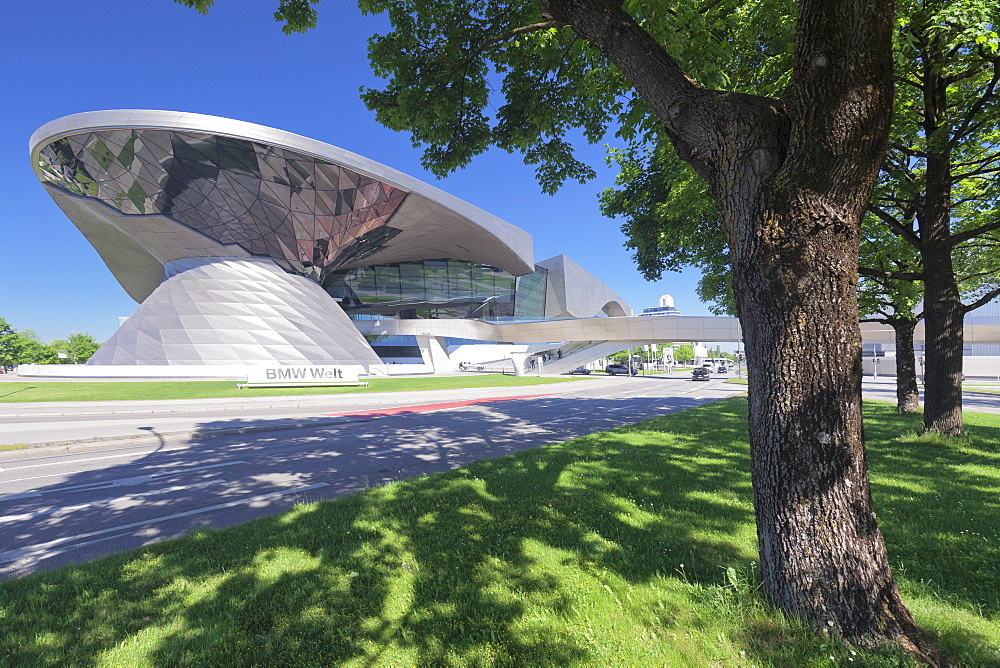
xmin=640 ymin=294 xmax=682 ymax=317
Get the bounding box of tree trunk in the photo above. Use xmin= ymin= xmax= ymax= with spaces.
xmin=731 ymin=3 xmax=936 ymax=658
xmin=918 ymin=38 xmax=964 ymax=437
xmin=546 ymin=0 xmax=942 ymax=660
xmin=892 ymin=318 xmax=920 ymax=413
xmin=735 ymin=230 xmax=934 ymax=657
xmin=921 ymin=260 xmax=965 ymax=435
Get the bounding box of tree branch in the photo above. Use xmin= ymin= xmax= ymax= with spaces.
xmin=888 ymin=142 xmax=928 ymax=159
xmin=964 ymin=286 xmax=1000 ymax=314
xmin=947 ymin=219 xmax=1000 ymax=248
xmin=858 ymin=266 xmax=924 ymax=281
xmin=942 ymin=61 xmax=989 ymax=86
xmin=958 ymin=270 xmax=1000 ymax=286
xmin=867 ymin=203 xmax=921 ymax=248
xmin=949 ymin=60 xmax=1000 ymax=148
xmin=952 ymin=150 xmax=1000 ymax=169
xmin=445 ymin=21 xmax=567 ymax=80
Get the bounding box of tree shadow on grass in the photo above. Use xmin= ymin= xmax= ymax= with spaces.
xmin=3 ymin=398 xmax=996 ymax=664
xmin=1 ymin=398 xmax=760 ymax=665
xmin=863 ymin=402 xmax=1000 ymax=660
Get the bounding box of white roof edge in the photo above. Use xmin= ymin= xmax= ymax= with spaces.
xmin=30 ymin=109 xmax=534 ymax=267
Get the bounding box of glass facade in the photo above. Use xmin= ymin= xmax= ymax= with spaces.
xmin=326 ymin=259 xmax=548 ymax=320
xmin=37 ymin=129 xmax=408 ymax=281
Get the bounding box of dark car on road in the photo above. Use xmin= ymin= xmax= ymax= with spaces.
xmin=692 ymin=367 xmax=711 ymax=381
xmin=567 ymin=367 xmax=591 ymax=375
xmin=605 ymin=364 xmax=631 ymax=376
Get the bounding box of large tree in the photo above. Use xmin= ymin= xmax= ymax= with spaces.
xmin=869 ymin=0 xmax=1000 ymax=435
xmin=856 ymin=227 xmax=924 ymax=413
xmin=608 ymin=0 xmax=1000 ymax=434
xmin=181 ymin=0 xmax=940 ymax=658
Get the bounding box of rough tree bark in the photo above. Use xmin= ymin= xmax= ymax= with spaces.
xmin=862 ymin=316 xmax=922 ymax=413
xmin=892 ymin=318 xmax=921 ymax=413
xmin=541 ymin=0 xmax=941 ymax=659
xmin=918 ymin=29 xmax=965 ymax=436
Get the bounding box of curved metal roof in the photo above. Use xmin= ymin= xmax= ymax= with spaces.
xmin=31 ymin=110 xmax=535 ymax=301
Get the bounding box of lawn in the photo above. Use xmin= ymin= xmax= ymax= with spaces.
xmin=1 ymin=400 xmax=997 ymax=665
xmin=0 ymin=374 xmax=579 ymax=403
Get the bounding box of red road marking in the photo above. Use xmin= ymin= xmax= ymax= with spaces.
xmin=323 ymin=393 xmax=556 ymax=419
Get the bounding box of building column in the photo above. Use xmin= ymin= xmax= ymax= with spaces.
xmin=416 ymin=335 xmax=452 ymax=373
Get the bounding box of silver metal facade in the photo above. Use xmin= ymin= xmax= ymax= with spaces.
xmin=88 ymin=257 xmax=382 ymax=366
xmin=32 ymin=110 xmax=645 ymax=370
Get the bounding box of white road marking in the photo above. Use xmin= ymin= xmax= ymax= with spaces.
xmin=535 ymin=416 xmax=585 ymax=425
xmin=1 ymin=451 xmax=155 ymax=472
xmin=0 ymin=480 xmax=225 ymax=523
xmin=0 ymin=482 xmax=330 ymax=565
xmin=0 ymin=460 xmax=246 ymax=489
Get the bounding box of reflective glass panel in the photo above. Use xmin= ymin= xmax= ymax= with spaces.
xmin=38 ymin=129 xmax=409 ymax=282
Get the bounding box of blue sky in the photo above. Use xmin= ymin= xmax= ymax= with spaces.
xmin=1 ymin=0 xmax=714 ymax=343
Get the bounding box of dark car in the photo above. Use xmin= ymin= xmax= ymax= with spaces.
xmin=567 ymin=367 xmax=591 ymax=375
xmin=716 ymin=365 xmax=728 ymax=374
xmin=605 ymin=363 xmax=630 ymax=376
xmin=692 ymin=367 xmax=711 ymax=381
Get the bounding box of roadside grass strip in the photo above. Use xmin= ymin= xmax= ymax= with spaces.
xmin=0 ymin=375 xmax=577 ymax=403
xmin=1 ymin=400 xmax=998 ymax=665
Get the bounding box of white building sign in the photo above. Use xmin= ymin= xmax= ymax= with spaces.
xmin=247 ymin=365 xmax=364 ymax=384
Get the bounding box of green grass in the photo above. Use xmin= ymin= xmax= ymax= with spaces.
xmin=1 ymin=400 xmax=998 ymax=666
xmin=0 ymin=375 xmax=577 ymax=403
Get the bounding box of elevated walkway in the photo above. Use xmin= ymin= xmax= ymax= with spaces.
xmin=356 ymin=314 xmax=1000 ymax=346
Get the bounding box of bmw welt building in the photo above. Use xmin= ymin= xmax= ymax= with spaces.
xmin=29 ymin=111 xmax=637 ymax=377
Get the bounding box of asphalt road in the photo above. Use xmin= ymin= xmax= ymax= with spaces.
xmin=4 ymin=375 xmax=996 ymax=580
xmin=0 ymin=375 xmax=745 ymax=578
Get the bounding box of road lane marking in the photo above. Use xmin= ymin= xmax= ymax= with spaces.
xmin=0 ymin=460 xmax=246 ymax=490
xmin=1 ymin=451 xmax=154 ymax=472
xmin=0 ymin=480 xmax=225 ymax=523
xmin=0 ymin=482 xmax=330 ymax=565
xmin=535 ymin=417 xmax=586 ymax=425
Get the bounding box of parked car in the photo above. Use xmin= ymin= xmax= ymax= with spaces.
xmin=605 ymin=363 xmax=630 ymax=376
xmin=692 ymin=367 xmax=711 ymax=381
xmin=567 ymin=367 xmax=591 ymax=375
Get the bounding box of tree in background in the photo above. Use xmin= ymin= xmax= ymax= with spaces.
xmin=0 ymin=319 xmax=102 ymax=365
xmin=672 ymin=343 xmax=694 ymax=365
xmin=49 ymin=333 xmax=101 ymax=364
xmin=0 ymin=318 xmax=19 ymax=368
xmin=180 ymin=0 xmax=939 ymax=657
xmin=864 ymin=0 xmax=1000 ymax=436
xmin=857 ymin=226 xmax=924 ymax=413
xmin=15 ymin=330 xmax=59 ymax=365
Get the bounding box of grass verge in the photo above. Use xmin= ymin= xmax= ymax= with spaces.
xmin=0 ymin=374 xmax=577 ymax=403
xmin=1 ymin=400 xmax=997 ymax=665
